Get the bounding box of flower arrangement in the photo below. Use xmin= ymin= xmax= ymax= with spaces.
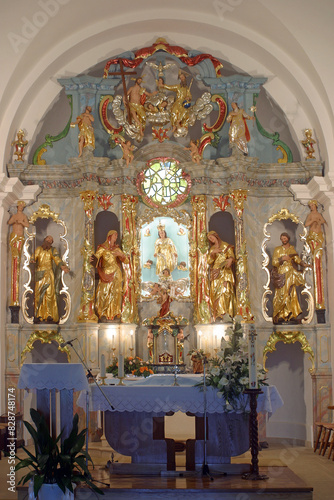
xmin=201 ymin=320 xmax=267 ymax=411
xmin=106 ymin=356 xmax=154 ymax=378
xmin=187 ymin=348 xmax=209 ymax=360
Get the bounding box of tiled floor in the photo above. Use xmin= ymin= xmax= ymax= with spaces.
xmin=2 ymin=440 xmax=334 ymax=499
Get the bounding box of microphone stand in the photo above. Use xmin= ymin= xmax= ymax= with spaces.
xmin=202 ymin=356 xmax=213 ymax=480
xmin=65 ymin=340 xmax=115 ymax=465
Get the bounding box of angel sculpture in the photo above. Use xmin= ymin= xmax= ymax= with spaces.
xmin=114 ymin=136 xmax=136 ymax=166
xmin=141 ymin=268 xmax=190 ymax=315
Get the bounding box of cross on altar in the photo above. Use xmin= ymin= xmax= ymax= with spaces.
xmin=108 ymin=58 xmax=137 ymax=124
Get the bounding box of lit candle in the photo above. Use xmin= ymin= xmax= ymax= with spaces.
xmin=100 ymin=354 xmax=106 ymax=378
xmin=198 ymin=330 xmax=202 ymax=350
xmin=248 ymin=326 xmax=258 ymax=389
xmin=118 ymin=354 xmax=124 ymax=378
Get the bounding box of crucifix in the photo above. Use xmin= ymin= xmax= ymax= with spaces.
xmin=108 ymin=58 xmax=137 ymax=124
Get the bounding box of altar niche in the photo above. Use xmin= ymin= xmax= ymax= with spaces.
xmin=262 ymin=210 xmax=313 ymax=324
xmin=140 ymin=217 xmax=190 ymax=299
xmin=22 ymin=205 xmax=71 ymax=325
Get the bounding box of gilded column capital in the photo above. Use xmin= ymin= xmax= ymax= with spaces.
xmin=80 ymin=190 xmax=97 ymax=218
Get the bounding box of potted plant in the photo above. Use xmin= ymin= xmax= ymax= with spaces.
xmin=15 ymin=408 xmax=104 ymax=499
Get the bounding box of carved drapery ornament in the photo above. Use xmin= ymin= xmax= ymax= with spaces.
xmin=121 ymin=195 xmax=139 ymax=324
xmin=263 ymin=330 xmax=315 ymax=374
xmin=77 ymin=190 xmax=98 ymax=322
xmin=230 ymin=189 xmax=254 ymax=322
xmin=191 ymin=195 xmax=210 ymax=323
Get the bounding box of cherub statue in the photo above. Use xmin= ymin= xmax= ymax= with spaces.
xmin=184 ymin=139 xmax=201 ymax=164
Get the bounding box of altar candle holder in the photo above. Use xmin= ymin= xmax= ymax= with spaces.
xmin=117 ymin=377 xmax=125 ymax=386
xmin=129 ymin=347 xmax=134 ymax=356
xmin=100 ymin=376 xmax=107 ymax=386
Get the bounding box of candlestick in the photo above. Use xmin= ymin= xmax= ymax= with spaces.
xmin=198 ymin=330 xmax=202 ymax=350
xmin=118 ymin=354 xmax=124 ymax=379
xmin=248 ymin=325 xmax=258 ymax=389
xmin=100 ymin=354 xmax=106 ymax=378
xmin=130 ymin=330 xmax=134 ymax=350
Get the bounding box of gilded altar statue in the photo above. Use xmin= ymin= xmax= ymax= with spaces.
xmin=226 ymin=102 xmax=255 ymax=155
xmin=271 ymin=232 xmax=308 ymax=324
xmin=91 ymin=230 xmax=128 ymax=322
xmin=71 ymin=105 xmax=95 ymax=157
xmin=34 ymin=235 xmax=70 ymax=323
xmin=207 ymin=230 xmax=236 ymax=321
xmin=157 ymin=70 xmax=192 ymax=137
xmin=305 ymin=200 xmax=327 ymax=310
xmin=153 ymin=223 xmax=178 ymax=276
xmin=8 ymin=201 xmax=29 ymax=307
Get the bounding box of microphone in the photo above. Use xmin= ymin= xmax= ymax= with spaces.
xmin=60 ymin=338 xmax=77 ymax=348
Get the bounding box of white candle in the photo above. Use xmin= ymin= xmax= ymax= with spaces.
xmin=118 ymin=354 xmax=124 ymax=378
xmin=198 ymin=330 xmax=202 ymax=350
xmin=100 ymin=354 xmax=106 ymax=378
xmin=248 ymin=326 xmax=258 ymax=389
xmin=130 ymin=330 xmax=134 ymax=349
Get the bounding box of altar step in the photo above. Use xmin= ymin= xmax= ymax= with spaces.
xmin=18 ymin=466 xmax=312 ymax=500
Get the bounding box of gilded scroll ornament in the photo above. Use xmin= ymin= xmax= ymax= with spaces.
xmin=20 ymin=330 xmax=71 ymax=365
xmin=263 ymin=330 xmax=315 ymax=374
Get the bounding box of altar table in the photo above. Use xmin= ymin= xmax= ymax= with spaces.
xmin=78 ymin=375 xmax=283 ymax=468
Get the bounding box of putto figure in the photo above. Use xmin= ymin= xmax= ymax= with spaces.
xmin=91 ymin=230 xmax=128 ymax=322
xmin=226 ymin=102 xmax=255 ymax=155
xmin=207 ymin=230 xmax=236 ymax=322
xmin=271 ymin=232 xmax=308 ymax=324
xmin=33 ymin=235 xmax=70 ymax=323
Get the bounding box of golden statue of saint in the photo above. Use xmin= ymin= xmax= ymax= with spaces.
xmin=271 ymin=232 xmax=308 ymax=324
xmin=153 ymin=226 xmax=178 ymax=276
xmin=305 ymin=200 xmax=327 ymax=309
xmin=157 ymin=70 xmax=192 ymax=135
xmin=71 ymin=105 xmax=95 ymax=157
xmin=226 ymin=102 xmax=255 ymax=155
xmin=34 ymin=235 xmax=70 ymax=322
xmin=92 ymin=230 xmax=128 ymax=321
xmin=207 ymin=230 xmax=236 ymax=321
xmin=8 ymin=201 xmax=29 ymax=306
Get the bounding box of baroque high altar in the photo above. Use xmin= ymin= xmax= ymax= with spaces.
xmin=6 ymin=38 xmax=331 ymax=433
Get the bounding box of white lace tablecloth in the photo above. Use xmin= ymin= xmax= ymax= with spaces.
xmin=18 ymin=363 xmax=89 ymax=391
xmin=77 ymin=375 xmax=283 ymax=416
